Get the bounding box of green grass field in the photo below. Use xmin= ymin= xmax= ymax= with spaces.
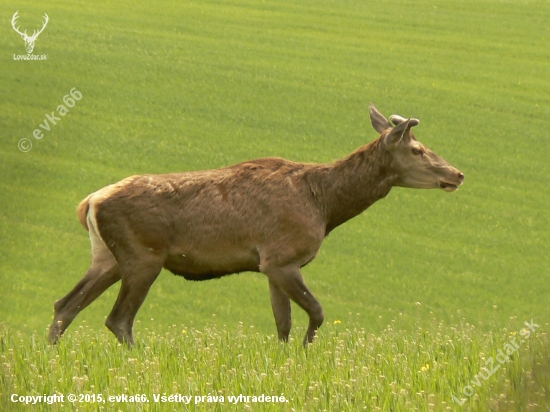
xmin=1 ymin=0 xmax=549 ymax=410
xmin=1 ymin=321 xmax=549 ymax=411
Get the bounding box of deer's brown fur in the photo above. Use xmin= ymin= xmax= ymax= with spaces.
xmin=49 ymin=104 xmax=464 ymax=346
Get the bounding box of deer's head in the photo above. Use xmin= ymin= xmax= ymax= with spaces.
xmin=370 ymin=103 xmax=464 ymax=192
xmin=11 ymin=11 xmax=49 ymax=54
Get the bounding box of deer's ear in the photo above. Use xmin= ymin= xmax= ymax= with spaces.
xmin=383 ymin=118 xmax=419 ymax=149
xmin=369 ymin=103 xmax=392 ymax=133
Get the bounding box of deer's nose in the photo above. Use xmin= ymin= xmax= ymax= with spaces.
xmin=458 ymin=172 xmax=465 ymax=183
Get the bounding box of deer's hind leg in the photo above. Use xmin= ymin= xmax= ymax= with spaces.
xmin=104 ymin=251 xmax=164 ymax=346
xmin=49 ymin=227 xmax=121 ymax=344
xmin=104 ymin=262 xmax=162 ymax=346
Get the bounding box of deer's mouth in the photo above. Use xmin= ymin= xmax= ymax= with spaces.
xmin=439 ymin=181 xmax=458 ymax=192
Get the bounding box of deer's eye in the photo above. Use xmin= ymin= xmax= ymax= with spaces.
xmin=412 ymin=147 xmax=424 ymax=156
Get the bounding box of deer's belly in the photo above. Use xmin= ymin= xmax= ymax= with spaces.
xmin=163 ymin=247 xmax=260 ymax=281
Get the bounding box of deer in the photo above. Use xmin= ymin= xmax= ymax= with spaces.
xmin=11 ymin=11 xmax=49 ymax=54
xmin=49 ymin=104 xmax=464 ymax=346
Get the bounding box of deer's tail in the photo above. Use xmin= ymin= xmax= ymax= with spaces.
xmin=77 ymin=195 xmax=92 ymax=231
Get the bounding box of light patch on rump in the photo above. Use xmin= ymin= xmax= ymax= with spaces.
xmin=86 ymin=202 xmax=116 ymax=265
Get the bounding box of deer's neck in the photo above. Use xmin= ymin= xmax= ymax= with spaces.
xmin=305 ymin=138 xmax=396 ymax=234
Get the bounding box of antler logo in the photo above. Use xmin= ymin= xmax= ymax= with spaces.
xmin=11 ymin=11 xmax=49 ymax=54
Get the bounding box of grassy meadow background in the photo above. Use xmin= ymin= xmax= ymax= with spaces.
xmin=1 ymin=0 xmax=549 ymax=410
